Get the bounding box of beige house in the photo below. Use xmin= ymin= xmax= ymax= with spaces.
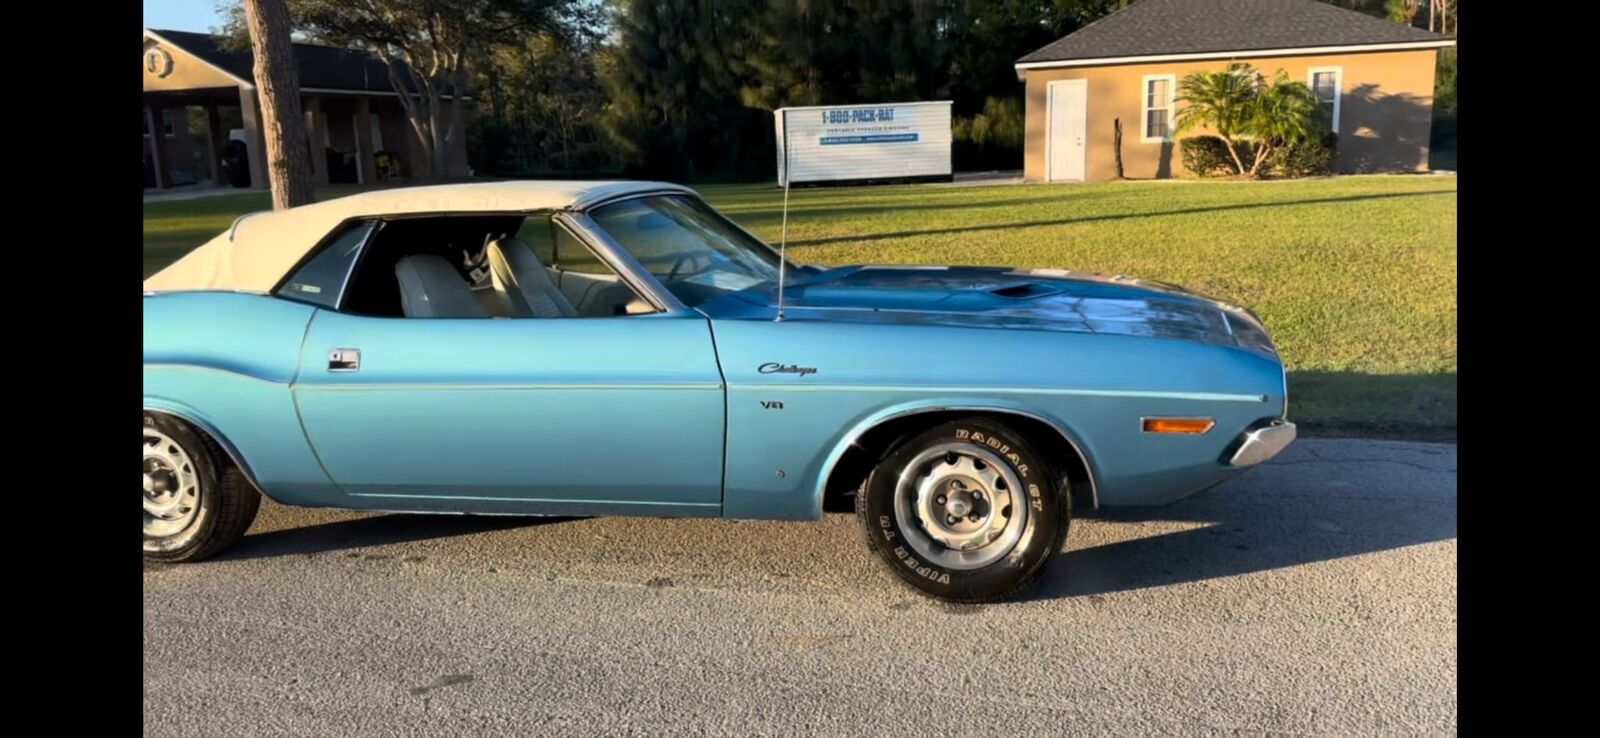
xmin=1015 ymin=0 xmax=1455 ymax=182
xmin=142 ymin=29 xmax=468 ymax=190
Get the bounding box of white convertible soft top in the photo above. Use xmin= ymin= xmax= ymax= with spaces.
xmin=144 ymin=180 xmax=695 ymax=294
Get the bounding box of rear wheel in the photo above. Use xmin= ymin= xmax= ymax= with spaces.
xmin=143 ymin=414 xmax=260 ymax=563
xmin=855 ymin=417 xmax=1069 ymax=602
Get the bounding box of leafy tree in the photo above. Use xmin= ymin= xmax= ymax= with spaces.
xmin=944 ymin=0 xmax=1066 ymax=116
xmin=1384 ymin=0 xmax=1420 ymax=23
xmin=219 ymin=0 xmax=592 ymax=180
xmin=600 ymin=0 xmax=752 ymax=179
xmin=476 ymin=31 xmax=607 ymax=173
xmin=734 ymin=0 xmax=948 ymax=110
xmin=1434 ymin=48 xmax=1456 ymax=117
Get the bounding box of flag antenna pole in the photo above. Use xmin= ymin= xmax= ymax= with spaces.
xmin=776 ymin=109 xmax=791 ymax=322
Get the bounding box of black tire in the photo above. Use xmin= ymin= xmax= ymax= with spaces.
xmin=855 ymin=417 xmax=1070 ymax=602
xmin=143 ymin=414 xmax=261 ymax=563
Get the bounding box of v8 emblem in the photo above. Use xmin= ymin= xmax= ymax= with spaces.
xmin=760 ymin=401 xmax=784 ymax=410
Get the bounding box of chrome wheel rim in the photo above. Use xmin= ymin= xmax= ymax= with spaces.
xmin=893 ymin=442 xmax=1029 ymax=571
xmin=144 ymin=428 xmax=200 ymax=539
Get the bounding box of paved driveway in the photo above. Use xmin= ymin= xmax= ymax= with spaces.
xmin=144 ymin=438 xmax=1456 ymax=735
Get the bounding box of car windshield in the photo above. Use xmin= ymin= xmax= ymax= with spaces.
xmin=588 ymin=195 xmax=785 ymax=307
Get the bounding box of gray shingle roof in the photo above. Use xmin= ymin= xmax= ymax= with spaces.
xmin=147 ymin=29 xmax=455 ymax=95
xmin=1018 ymin=0 xmax=1452 ymax=64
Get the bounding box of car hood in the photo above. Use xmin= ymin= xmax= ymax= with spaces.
xmin=702 ymin=265 xmax=1276 ymax=354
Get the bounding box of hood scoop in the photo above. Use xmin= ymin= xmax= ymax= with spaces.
xmin=987 ymin=281 xmax=1063 ymax=299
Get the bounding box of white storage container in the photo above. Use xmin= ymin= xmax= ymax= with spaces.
xmin=775 ymin=101 xmax=953 ymax=185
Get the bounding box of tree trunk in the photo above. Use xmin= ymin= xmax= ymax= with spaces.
xmin=383 ymin=56 xmax=438 ymax=181
xmin=242 ymin=0 xmax=313 ymax=209
xmin=1113 ymin=118 xmax=1125 ymax=179
xmin=1223 ymin=137 xmax=1249 ymax=176
xmin=1247 ymin=143 xmax=1273 ymax=178
xmin=446 ymin=63 xmax=466 ymax=178
xmin=430 ymin=94 xmax=450 ymax=180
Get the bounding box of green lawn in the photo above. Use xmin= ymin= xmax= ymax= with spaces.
xmin=144 ymin=175 xmax=1457 ymax=439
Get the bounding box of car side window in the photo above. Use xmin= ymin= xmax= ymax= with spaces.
xmin=516 ymin=215 xmax=608 ymax=275
xmin=552 ymin=222 xmax=611 ymax=275
xmin=515 ymin=215 xmax=557 ymax=264
xmin=275 ymin=221 xmax=377 ymax=309
xmin=333 ymin=213 xmax=657 ymax=319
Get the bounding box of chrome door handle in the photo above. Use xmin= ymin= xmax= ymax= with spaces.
xmin=328 ymin=348 xmax=360 ymax=372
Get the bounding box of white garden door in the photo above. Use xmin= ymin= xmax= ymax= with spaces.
xmin=1047 ymin=79 xmax=1088 ymax=182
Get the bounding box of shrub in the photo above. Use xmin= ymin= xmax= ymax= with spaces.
xmin=1181 ymin=131 xmax=1335 ymax=179
xmin=1180 ymin=135 xmax=1242 ymax=178
xmin=1272 ymin=131 xmax=1337 ymax=178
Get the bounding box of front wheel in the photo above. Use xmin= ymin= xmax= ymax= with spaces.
xmin=855 ymin=418 xmax=1069 ymax=602
xmin=144 ymin=414 xmax=260 ymax=563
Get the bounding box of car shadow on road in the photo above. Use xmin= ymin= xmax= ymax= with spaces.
xmin=216 ymin=513 xmax=577 ymax=561
xmin=1029 ymin=448 xmax=1456 ymax=601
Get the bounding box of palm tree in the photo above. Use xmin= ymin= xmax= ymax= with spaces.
xmin=1174 ymin=63 xmax=1259 ymax=176
xmin=1175 ymin=63 xmax=1324 ymax=178
xmin=1243 ymin=70 xmax=1322 ymax=177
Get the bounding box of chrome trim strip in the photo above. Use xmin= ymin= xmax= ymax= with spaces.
xmin=142 ymin=407 xmax=277 ymax=502
xmin=349 ymin=492 xmax=720 ymax=508
xmin=817 ymin=405 xmax=1101 ymax=513
xmin=575 ymin=187 xmax=700 ymax=211
xmin=146 ymin=366 xmax=723 ymax=394
xmin=736 ymin=384 xmax=1266 ymax=403
xmin=1281 ymin=362 xmax=1290 ymax=420
xmin=228 ymin=211 xmax=267 ymax=241
xmin=295 ymin=382 xmax=725 ymax=392
xmin=1227 ymin=421 xmax=1297 ymax=467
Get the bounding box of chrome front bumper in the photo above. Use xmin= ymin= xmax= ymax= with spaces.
xmin=1226 ymin=420 xmax=1297 ymax=467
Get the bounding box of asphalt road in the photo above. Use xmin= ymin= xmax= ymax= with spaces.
xmin=144 ymin=438 xmax=1456 ymax=736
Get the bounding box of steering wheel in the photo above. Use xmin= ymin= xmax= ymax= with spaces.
xmin=665 ymin=253 xmax=705 ymax=282
xmin=665 ymin=249 xmax=710 ymax=278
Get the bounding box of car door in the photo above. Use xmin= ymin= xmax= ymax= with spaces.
xmin=292 ymin=310 xmax=726 ymax=515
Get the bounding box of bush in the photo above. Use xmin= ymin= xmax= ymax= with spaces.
xmin=1179 ymin=132 xmax=1336 ymax=178
xmin=1272 ymin=131 xmax=1337 ymax=178
xmin=1180 ymin=135 xmax=1240 ymax=177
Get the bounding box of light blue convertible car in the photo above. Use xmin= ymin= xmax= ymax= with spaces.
xmin=143 ymin=181 xmax=1294 ymax=601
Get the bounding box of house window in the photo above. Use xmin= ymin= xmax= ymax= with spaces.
xmin=1308 ymin=66 xmax=1342 ymax=133
xmin=1141 ymin=74 xmax=1176 ymax=143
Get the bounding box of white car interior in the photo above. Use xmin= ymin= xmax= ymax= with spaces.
xmin=394 ymin=254 xmax=490 ymax=318
xmin=311 ymin=210 xmax=663 ymax=319
xmin=485 ymin=237 xmax=579 ymax=319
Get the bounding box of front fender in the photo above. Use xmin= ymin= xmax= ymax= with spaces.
xmin=808 ymin=398 xmax=1103 ymax=518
